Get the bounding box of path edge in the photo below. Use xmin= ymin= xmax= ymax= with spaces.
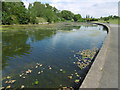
xmin=80 ymin=23 xmax=111 ymax=88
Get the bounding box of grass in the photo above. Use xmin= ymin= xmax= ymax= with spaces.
xmin=93 ymin=19 xmax=119 ymax=24
xmin=0 ymin=22 xmax=84 ymax=32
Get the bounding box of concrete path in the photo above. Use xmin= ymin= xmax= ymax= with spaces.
xmin=99 ymin=24 xmax=118 ymax=88
xmin=80 ymin=24 xmax=119 ymax=88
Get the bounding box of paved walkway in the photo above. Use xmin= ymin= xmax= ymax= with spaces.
xmin=99 ymin=24 xmax=118 ymax=88
xmin=80 ymin=24 xmax=119 ymax=88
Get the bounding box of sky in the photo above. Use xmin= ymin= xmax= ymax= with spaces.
xmin=22 ymin=0 xmax=119 ymax=18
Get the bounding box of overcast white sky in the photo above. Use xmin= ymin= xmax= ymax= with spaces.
xmin=22 ymin=0 xmax=119 ymax=18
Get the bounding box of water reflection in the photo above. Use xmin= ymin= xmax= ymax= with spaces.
xmin=2 ymin=31 xmax=31 ymax=68
xmin=2 ymin=23 xmax=107 ymax=88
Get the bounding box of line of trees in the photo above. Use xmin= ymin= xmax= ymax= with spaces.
xmin=84 ymin=15 xmax=98 ymax=22
xmin=3 ymin=1 xmax=119 ymax=25
xmin=2 ymin=1 xmax=83 ymax=25
xmin=2 ymin=2 xmax=29 ymax=25
xmin=100 ymin=15 xmax=120 ymax=22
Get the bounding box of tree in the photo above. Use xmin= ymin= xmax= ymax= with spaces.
xmin=73 ymin=14 xmax=82 ymax=21
xmin=2 ymin=2 xmax=29 ymax=24
xmin=45 ymin=3 xmax=52 ymax=9
xmin=103 ymin=17 xmax=109 ymax=22
xmin=28 ymin=2 xmax=59 ymax=23
xmin=60 ymin=10 xmax=74 ymax=20
xmin=2 ymin=1 xmax=84 ymax=25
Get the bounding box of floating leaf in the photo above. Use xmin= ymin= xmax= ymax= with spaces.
xmin=60 ymin=69 xmax=63 ymax=72
xmin=75 ymin=79 xmax=80 ymax=83
xmin=34 ymin=80 xmax=39 ymax=85
xmin=21 ymin=85 xmax=25 ymax=89
xmin=76 ymin=74 xmax=80 ymax=77
xmin=6 ymin=85 xmax=11 ymax=89
xmin=62 ymin=71 xmax=66 ymax=73
xmin=62 ymin=87 xmax=67 ymax=89
xmin=38 ymin=72 xmax=41 ymax=74
xmin=41 ymin=71 xmax=43 ymax=73
xmin=6 ymin=76 xmax=11 ymax=79
xmin=68 ymin=76 xmax=72 ymax=79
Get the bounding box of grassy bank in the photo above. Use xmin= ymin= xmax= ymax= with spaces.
xmin=97 ymin=19 xmax=119 ymax=24
xmin=0 ymin=22 xmax=85 ymax=31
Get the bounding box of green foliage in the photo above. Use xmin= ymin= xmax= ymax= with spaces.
xmin=43 ymin=8 xmax=59 ymax=23
xmin=36 ymin=17 xmax=47 ymax=23
xmin=103 ymin=17 xmax=109 ymax=22
xmin=100 ymin=15 xmax=120 ymax=22
xmin=73 ymin=14 xmax=82 ymax=22
xmin=60 ymin=10 xmax=74 ymax=20
xmin=84 ymin=18 xmax=98 ymax=22
xmin=2 ymin=1 xmax=83 ymax=25
xmin=98 ymin=19 xmax=119 ymax=24
xmin=28 ymin=2 xmax=59 ymax=23
xmin=2 ymin=2 xmax=29 ymax=25
xmin=84 ymin=15 xmax=98 ymax=22
xmin=34 ymin=80 xmax=39 ymax=85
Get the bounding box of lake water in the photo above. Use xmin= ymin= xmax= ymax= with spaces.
xmin=2 ymin=23 xmax=107 ymax=89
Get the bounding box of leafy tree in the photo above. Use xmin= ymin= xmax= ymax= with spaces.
xmin=99 ymin=15 xmax=120 ymax=21
xmin=28 ymin=2 xmax=59 ymax=23
xmin=2 ymin=1 xmax=84 ymax=25
xmin=45 ymin=3 xmax=53 ymax=9
xmin=33 ymin=2 xmax=45 ymax=17
xmin=73 ymin=14 xmax=82 ymax=21
xmin=103 ymin=17 xmax=109 ymax=22
xmin=28 ymin=3 xmax=37 ymax=24
xmin=60 ymin=10 xmax=74 ymax=20
xmin=2 ymin=2 xmax=29 ymax=24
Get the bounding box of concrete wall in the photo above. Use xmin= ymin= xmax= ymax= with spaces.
xmin=80 ymin=23 xmax=111 ymax=88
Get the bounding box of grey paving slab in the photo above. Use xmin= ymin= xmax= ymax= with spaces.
xmin=99 ymin=24 xmax=118 ymax=88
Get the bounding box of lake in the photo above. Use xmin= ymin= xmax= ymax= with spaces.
xmin=2 ymin=23 xmax=107 ymax=89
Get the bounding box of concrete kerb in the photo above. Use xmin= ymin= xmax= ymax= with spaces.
xmin=80 ymin=23 xmax=111 ymax=88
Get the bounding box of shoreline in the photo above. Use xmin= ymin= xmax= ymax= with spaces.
xmin=80 ymin=23 xmax=111 ymax=88
xmin=0 ymin=22 xmax=96 ymax=27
